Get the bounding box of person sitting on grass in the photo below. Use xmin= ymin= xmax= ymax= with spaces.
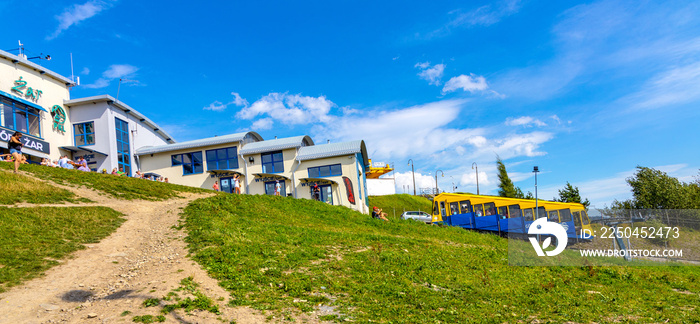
xmin=0 ymin=154 xmax=11 ymax=162
xmin=76 ymin=157 xmax=90 ymax=172
xmin=111 ymin=168 xmax=118 ymax=175
xmin=116 ymin=167 xmax=126 ymax=176
xmin=58 ymin=155 xmax=74 ymax=170
xmin=372 ymin=207 xmax=389 ymax=221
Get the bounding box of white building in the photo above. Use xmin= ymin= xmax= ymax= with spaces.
xmin=0 ymin=49 xmax=172 ymax=175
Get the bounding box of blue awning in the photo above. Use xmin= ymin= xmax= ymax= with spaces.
xmin=59 ymin=146 xmax=109 ymax=156
xmin=0 ymin=89 xmax=49 ymax=112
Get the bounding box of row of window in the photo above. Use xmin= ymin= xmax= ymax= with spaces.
xmin=0 ymin=97 xmax=41 ymax=138
xmin=172 ymin=147 xmax=241 ymax=175
xmin=308 ymin=164 xmax=342 ymax=178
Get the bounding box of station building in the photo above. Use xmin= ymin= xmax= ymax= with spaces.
xmin=136 ymin=134 xmax=370 ymax=214
xmin=0 ymin=49 xmax=172 ymax=175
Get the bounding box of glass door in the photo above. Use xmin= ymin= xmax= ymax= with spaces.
xmin=220 ymin=177 xmax=232 ymax=193
xmin=320 ymin=185 xmax=333 ymax=204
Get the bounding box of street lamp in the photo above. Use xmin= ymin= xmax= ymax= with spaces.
xmin=533 ymin=166 xmax=540 ymax=218
xmin=434 ymin=170 xmax=444 ymax=195
xmin=450 ymin=176 xmax=456 ymax=193
xmin=472 ymin=162 xmax=479 ymax=195
xmin=407 ymin=159 xmax=416 ymax=196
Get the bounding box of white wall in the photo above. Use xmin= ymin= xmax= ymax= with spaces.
xmin=367 ymin=178 xmax=397 ymax=196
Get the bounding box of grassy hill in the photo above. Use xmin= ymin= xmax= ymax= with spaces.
xmin=182 ymin=194 xmax=700 ymax=323
xmin=368 ymin=194 xmax=433 ymax=218
xmin=0 ymin=163 xmax=207 ymax=200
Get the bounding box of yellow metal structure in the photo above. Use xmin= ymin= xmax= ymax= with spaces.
xmin=366 ymin=159 xmax=393 ymax=179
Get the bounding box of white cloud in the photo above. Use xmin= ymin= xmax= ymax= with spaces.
xmin=81 ymin=64 xmax=138 ymax=89
xmin=421 ymin=0 xmax=522 ymax=39
xmin=81 ymin=67 xmax=90 ymax=75
xmin=236 ymin=93 xmax=335 ymax=125
xmin=251 ymin=118 xmax=274 ymax=130
xmin=505 ymin=116 xmax=547 ymax=127
xmin=624 ymin=61 xmax=700 ymax=110
xmin=230 ymin=92 xmax=249 ymax=107
xmin=81 ymin=78 xmax=109 ymax=89
xmin=415 ymin=62 xmax=445 ymax=85
xmin=203 ymin=92 xmax=249 ymax=112
xmin=203 ymin=101 xmax=226 ymax=111
xmin=102 ymin=64 xmax=138 ymax=79
xmin=47 ymin=0 xmax=115 ymax=40
xmin=442 ymin=74 xmax=489 ymax=93
xmin=448 ymin=0 xmax=521 ymax=28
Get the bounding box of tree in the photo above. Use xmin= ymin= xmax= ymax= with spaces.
xmin=626 ymin=166 xmax=695 ymax=209
xmin=554 ymin=182 xmax=590 ymax=208
xmin=497 ymin=157 xmax=524 ymax=198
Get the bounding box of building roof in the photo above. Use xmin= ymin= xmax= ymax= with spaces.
xmin=0 ymin=49 xmax=76 ymax=87
xmin=239 ymin=135 xmax=314 ymax=155
xmin=64 ymin=95 xmax=178 ymax=145
xmin=297 ymin=140 xmax=369 ymax=169
xmin=134 ymin=131 xmax=263 ymax=155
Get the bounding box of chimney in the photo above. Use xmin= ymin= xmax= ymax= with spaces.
xmin=327 ymin=139 xmax=330 ymax=144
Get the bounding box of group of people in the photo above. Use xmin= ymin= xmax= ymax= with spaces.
xmin=39 ymin=156 xmax=90 ymax=171
xmin=212 ymin=174 xmax=241 ymax=193
xmin=133 ymin=170 xmax=169 ymax=182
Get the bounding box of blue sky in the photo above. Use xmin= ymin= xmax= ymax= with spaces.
xmin=4 ymin=0 xmax=700 ymax=207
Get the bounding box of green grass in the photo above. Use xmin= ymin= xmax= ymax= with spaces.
xmin=0 ymin=206 xmax=125 ymax=292
xmin=182 ymin=194 xmax=700 ymax=323
xmin=368 ymin=194 xmax=433 ymax=218
xmin=0 ymin=169 xmax=79 ymax=204
xmin=0 ymin=163 xmax=208 ymax=201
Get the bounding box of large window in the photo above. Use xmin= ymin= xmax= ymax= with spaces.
xmin=261 ymin=151 xmax=284 ymax=173
xmin=308 ymin=164 xmax=342 ymax=178
xmin=115 ymin=118 xmax=131 ymax=176
xmin=1 ymin=97 xmax=41 ymax=137
xmin=206 ymin=147 xmax=238 ymax=170
xmin=265 ymin=180 xmax=287 ymax=196
xmin=74 ymin=122 xmax=95 ymax=146
xmin=172 ymin=151 xmax=203 ymax=175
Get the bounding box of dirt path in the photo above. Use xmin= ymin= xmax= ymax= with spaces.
xmin=0 ymin=172 xmax=274 ymax=324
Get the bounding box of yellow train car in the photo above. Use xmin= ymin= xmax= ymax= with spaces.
xmin=432 ymin=193 xmax=592 ymax=239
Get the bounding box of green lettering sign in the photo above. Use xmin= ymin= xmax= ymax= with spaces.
xmin=51 ymin=105 xmax=66 ymax=132
xmin=11 ymin=76 xmax=43 ymax=101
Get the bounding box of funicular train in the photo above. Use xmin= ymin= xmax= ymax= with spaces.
xmin=431 ymin=193 xmax=593 ymax=240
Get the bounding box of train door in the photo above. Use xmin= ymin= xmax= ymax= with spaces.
xmin=507 ymin=204 xmax=525 ymax=234
xmin=440 ymin=201 xmax=447 ymax=223
xmin=476 ymin=202 xmax=499 ymax=232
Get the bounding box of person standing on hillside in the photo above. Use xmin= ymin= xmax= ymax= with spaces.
xmin=233 ymin=174 xmax=241 ymax=194
xmin=8 ymin=132 xmax=24 ymax=173
xmin=313 ymin=182 xmax=320 ymax=201
xmin=213 ymin=180 xmax=220 ymax=191
xmin=275 ymin=180 xmax=281 ymax=196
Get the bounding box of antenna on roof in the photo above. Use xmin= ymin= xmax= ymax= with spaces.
xmin=70 ymin=53 xmax=74 ymax=83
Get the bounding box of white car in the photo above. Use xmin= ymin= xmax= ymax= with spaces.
xmin=400 ymin=211 xmax=432 ymax=224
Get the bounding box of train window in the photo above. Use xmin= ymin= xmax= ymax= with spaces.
xmin=450 ymin=202 xmax=459 ymax=215
xmin=571 ymin=211 xmax=580 ymax=224
xmin=536 ymin=206 xmax=546 ymax=218
xmin=459 ymin=200 xmax=472 ymax=214
xmin=508 ymin=205 xmax=521 ymax=218
xmin=474 ymin=204 xmax=484 ymax=217
xmin=440 ymin=202 xmax=446 ymax=218
xmin=523 ymin=208 xmax=534 ymax=220
xmin=560 ymin=209 xmax=573 ymax=223
xmin=548 ymin=210 xmax=559 ymax=223
xmin=581 ymin=210 xmax=590 ymax=225
xmin=572 ymin=210 xmax=582 ymax=227
xmin=498 ymin=206 xmax=508 ymax=218
xmin=433 ymin=201 xmax=439 ymax=215
xmin=484 ymin=202 xmax=496 ymax=216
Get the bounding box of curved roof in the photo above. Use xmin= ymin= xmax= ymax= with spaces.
xmin=135 ymin=131 xmax=263 ymax=155
xmin=239 ymin=135 xmax=314 ymax=155
xmin=296 ymin=140 xmax=369 ymax=169
xmin=65 ymin=95 xmax=178 ymax=145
